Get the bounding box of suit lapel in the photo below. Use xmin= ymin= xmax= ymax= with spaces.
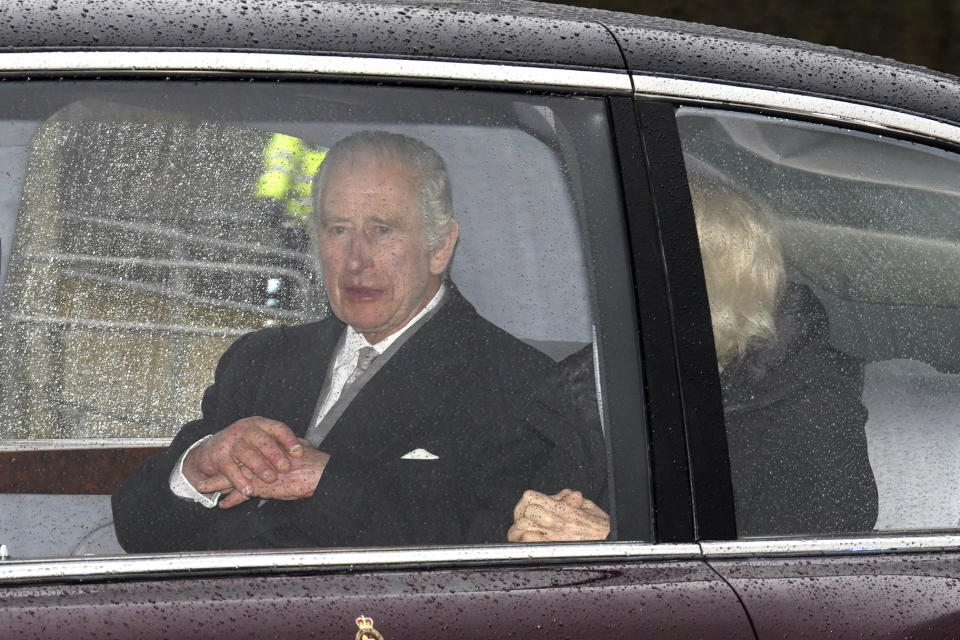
xmin=256 ymin=318 xmax=345 ymax=438
xmin=320 ymin=287 xmax=473 ymax=460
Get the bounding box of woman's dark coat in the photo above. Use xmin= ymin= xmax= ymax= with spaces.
xmin=721 ymin=283 xmax=878 ymax=536
xmin=528 ymin=283 xmax=878 ymax=538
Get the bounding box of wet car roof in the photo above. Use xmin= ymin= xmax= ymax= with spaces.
xmin=1 ymin=0 xmax=959 ymax=128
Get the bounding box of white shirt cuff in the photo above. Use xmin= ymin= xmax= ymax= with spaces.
xmin=169 ymin=435 xmax=221 ymax=508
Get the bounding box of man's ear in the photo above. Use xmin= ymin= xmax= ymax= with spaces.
xmin=429 ymin=218 xmax=459 ymax=275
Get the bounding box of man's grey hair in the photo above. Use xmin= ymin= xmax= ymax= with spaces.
xmin=312 ymin=130 xmax=455 ymax=250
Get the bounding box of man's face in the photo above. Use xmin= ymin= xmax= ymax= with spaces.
xmin=317 ymin=156 xmax=457 ymax=344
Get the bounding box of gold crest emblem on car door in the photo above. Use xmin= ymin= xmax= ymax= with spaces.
xmin=355 ymin=615 xmax=385 ymax=640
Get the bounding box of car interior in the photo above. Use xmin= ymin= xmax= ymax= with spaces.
xmin=0 ymin=81 xmax=612 ymax=557
xmin=678 ymin=107 xmax=960 ymax=531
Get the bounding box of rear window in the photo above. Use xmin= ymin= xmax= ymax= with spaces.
xmin=678 ymin=107 xmax=960 ymax=537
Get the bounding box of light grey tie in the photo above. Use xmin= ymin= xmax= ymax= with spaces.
xmin=304 ymin=287 xmax=450 ymax=449
xmin=304 ymin=345 xmax=378 ymax=447
xmin=345 ymin=346 xmax=378 ymax=387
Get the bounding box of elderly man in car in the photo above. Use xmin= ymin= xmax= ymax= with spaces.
xmin=112 ymin=131 xmax=563 ymax=551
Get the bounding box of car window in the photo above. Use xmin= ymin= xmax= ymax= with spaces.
xmin=0 ymin=80 xmax=635 ymax=558
xmin=677 ymin=107 xmax=960 ymax=537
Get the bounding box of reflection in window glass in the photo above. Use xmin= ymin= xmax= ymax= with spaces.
xmin=3 ymin=109 xmax=325 ymax=440
xmin=0 ymin=82 xmax=624 ymax=557
xmin=679 ymin=107 xmax=960 ymax=536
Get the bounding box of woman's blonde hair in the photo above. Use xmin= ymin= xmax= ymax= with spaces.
xmin=687 ymin=161 xmax=785 ymax=371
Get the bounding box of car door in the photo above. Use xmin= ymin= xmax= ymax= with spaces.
xmin=0 ymin=50 xmax=756 ymax=638
xmin=632 ymin=72 xmax=960 ymax=638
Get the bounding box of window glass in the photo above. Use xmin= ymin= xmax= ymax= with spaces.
xmin=678 ymin=107 xmax=960 ymax=537
xmin=0 ymin=81 xmax=629 ymax=557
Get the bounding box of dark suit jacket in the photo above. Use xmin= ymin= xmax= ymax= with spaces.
xmin=112 ymin=286 xmax=559 ymax=551
xmin=521 ymin=345 xmax=607 ymax=508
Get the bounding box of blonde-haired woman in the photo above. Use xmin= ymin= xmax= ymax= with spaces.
xmin=510 ymin=161 xmax=877 ymax=540
xmin=687 ymin=163 xmax=784 ymax=373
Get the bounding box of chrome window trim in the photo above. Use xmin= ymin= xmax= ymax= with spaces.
xmin=633 ymin=75 xmax=960 ymax=147
xmin=0 ymin=542 xmax=700 ymax=583
xmin=6 ymin=535 xmax=959 ymax=581
xmin=0 ymin=51 xmax=631 ymax=92
xmin=0 ymin=438 xmax=172 ymax=451
xmin=701 ymin=534 xmax=960 ymax=558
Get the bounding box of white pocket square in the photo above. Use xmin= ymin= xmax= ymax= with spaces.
xmin=401 ymin=448 xmax=439 ymax=460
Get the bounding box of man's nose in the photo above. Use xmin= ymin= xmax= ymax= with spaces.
xmin=345 ymin=232 xmax=373 ymax=273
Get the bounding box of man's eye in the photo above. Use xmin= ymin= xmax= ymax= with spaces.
xmin=375 ymin=225 xmax=391 ymax=235
xmin=329 ymin=225 xmax=347 ymax=235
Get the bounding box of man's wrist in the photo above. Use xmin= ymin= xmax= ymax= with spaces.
xmin=169 ymin=436 xmax=220 ymax=507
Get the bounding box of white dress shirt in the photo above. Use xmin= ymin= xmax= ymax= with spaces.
xmin=169 ymin=284 xmax=447 ymax=506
